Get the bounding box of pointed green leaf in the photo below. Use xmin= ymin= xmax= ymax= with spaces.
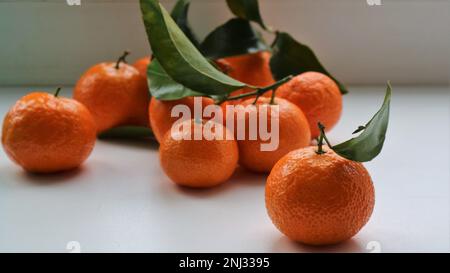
xmin=140 ymin=0 xmax=247 ymax=95
xmin=170 ymin=0 xmax=200 ymax=48
xmin=148 ymin=58 xmax=204 ymax=100
xmin=332 ymin=83 xmax=392 ymax=162
xmin=270 ymin=32 xmax=348 ymax=94
xmin=201 ymin=18 xmax=269 ymax=59
xmin=226 ymin=0 xmax=269 ymax=30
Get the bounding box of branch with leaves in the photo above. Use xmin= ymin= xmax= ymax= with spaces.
xmin=212 ymin=0 xmax=348 ymax=94
xmin=139 ymin=0 xmax=391 ymax=163
xmin=142 ymin=0 xmax=348 ymax=102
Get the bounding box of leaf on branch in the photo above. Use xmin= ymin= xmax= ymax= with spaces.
xmin=140 ymin=0 xmax=247 ymax=96
xmin=147 ymin=59 xmax=205 ymax=100
xmin=170 ymin=0 xmax=201 ymax=49
xmin=201 ymin=18 xmax=269 ymax=59
xmin=226 ymin=0 xmax=270 ymax=30
xmin=331 ymin=83 xmax=392 ymax=162
xmin=270 ymin=32 xmax=348 ymax=95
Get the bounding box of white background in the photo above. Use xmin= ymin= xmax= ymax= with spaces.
xmin=0 ymin=86 xmax=449 ymax=253
xmin=0 ymin=0 xmax=449 ymax=86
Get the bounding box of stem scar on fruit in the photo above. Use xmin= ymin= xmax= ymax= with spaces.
xmin=115 ymin=50 xmax=131 ymax=69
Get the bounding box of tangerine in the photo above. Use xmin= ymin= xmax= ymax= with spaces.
xmin=233 ymin=97 xmax=311 ymax=173
xmin=273 ymin=72 xmax=343 ymax=138
xmin=266 ymin=146 xmax=375 ymax=245
xmin=2 ymin=90 xmax=96 ymax=173
xmin=74 ymin=51 xmax=150 ymax=133
xmin=149 ymin=96 xmax=216 ymax=143
xmin=159 ymin=119 xmax=238 ymax=188
xmin=219 ymin=51 xmax=275 ymax=104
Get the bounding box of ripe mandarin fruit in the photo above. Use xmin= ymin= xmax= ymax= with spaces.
xmin=133 ymin=56 xmax=152 ymax=95
xmin=214 ymin=59 xmax=233 ymax=75
xmin=2 ymin=89 xmax=96 ymax=173
xmin=159 ymin=119 xmax=238 ymax=188
xmin=266 ymin=146 xmax=375 ymax=246
xmin=273 ymin=72 xmax=343 ymax=139
xmin=219 ymin=51 xmax=275 ymax=104
xmin=233 ymin=97 xmax=311 ymax=173
xmin=223 ymin=51 xmax=274 ymax=86
xmin=149 ymin=96 xmax=216 ymax=143
xmin=74 ymin=51 xmax=150 ymax=133
xmin=133 ymin=56 xmax=151 ymax=76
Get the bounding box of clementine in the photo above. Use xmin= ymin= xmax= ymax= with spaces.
xmin=2 ymin=89 xmax=96 ymax=173
xmin=219 ymin=51 xmax=275 ymax=104
xmin=273 ymin=72 xmax=343 ymax=138
xmin=232 ymin=97 xmax=311 ymax=173
xmin=149 ymin=96 xmax=216 ymax=143
xmin=74 ymin=51 xmax=150 ymax=133
xmin=133 ymin=56 xmax=152 ymax=96
xmin=133 ymin=56 xmax=151 ymax=77
xmin=159 ymin=119 xmax=238 ymax=188
xmin=266 ymin=146 xmax=375 ymax=245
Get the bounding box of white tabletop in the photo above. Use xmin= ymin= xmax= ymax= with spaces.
xmin=0 ymin=86 xmax=449 ymax=253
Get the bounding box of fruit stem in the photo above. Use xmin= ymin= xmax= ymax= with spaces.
xmin=218 ymin=75 xmax=293 ymax=104
xmin=115 ymin=50 xmax=130 ymax=69
xmin=270 ymin=87 xmax=278 ymax=105
xmin=316 ymin=122 xmax=333 ymax=155
xmin=252 ymin=94 xmax=260 ymax=105
xmin=222 ymin=92 xmax=256 ymax=103
xmin=54 ymin=87 xmax=62 ymax=97
xmin=258 ymin=75 xmax=293 ymax=95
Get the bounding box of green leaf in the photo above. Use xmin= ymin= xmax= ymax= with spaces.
xmin=140 ymin=0 xmax=247 ymax=95
xmin=148 ymin=58 xmax=204 ymax=100
xmin=332 ymin=83 xmax=392 ymax=162
xmin=98 ymin=126 xmax=154 ymax=140
xmin=226 ymin=0 xmax=269 ymax=30
xmin=170 ymin=0 xmax=200 ymax=49
xmin=270 ymin=32 xmax=348 ymax=95
xmin=200 ymin=18 xmax=269 ymax=59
